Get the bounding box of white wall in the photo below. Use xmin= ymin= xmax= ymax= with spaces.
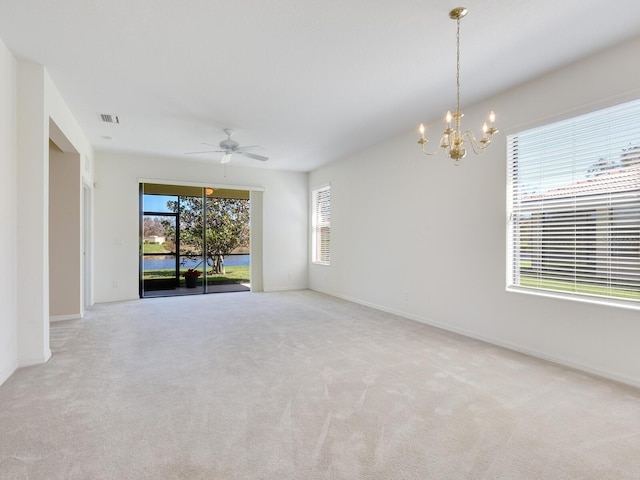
xmin=0 ymin=38 xmax=18 ymax=385
xmin=15 ymin=61 xmax=94 ymax=369
xmin=94 ymin=152 xmax=308 ymax=303
xmin=309 ymin=36 xmax=640 ymax=388
xmin=16 ymin=61 xmax=49 ymax=366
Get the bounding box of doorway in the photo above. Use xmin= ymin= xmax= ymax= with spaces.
xmin=140 ymin=183 xmax=251 ymax=297
xmin=49 ymin=139 xmax=82 ymax=321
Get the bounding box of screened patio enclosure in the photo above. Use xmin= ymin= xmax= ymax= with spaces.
xmin=140 ymin=183 xmax=251 ymax=297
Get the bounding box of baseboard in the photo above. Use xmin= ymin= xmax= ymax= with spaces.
xmin=264 ymin=286 xmax=307 ymax=293
xmin=0 ymin=359 xmax=18 ymax=386
xmin=18 ymin=348 xmax=52 ymax=368
xmin=310 ymin=288 xmax=640 ymax=390
xmin=95 ymin=295 xmax=141 ymax=304
xmin=50 ymin=314 xmax=82 ymax=322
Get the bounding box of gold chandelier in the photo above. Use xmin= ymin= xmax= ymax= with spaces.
xmin=418 ymin=7 xmax=497 ymax=165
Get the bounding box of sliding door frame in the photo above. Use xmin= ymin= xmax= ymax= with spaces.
xmin=139 ymin=179 xmax=265 ymax=295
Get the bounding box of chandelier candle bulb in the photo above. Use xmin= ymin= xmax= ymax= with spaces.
xmin=418 ymin=123 xmax=427 ymax=145
xmin=416 ymin=7 xmax=498 ymax=163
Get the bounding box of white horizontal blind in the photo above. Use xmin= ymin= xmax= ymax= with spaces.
xmin=507 ymin=98 xmax=640 ymax=303
xmin=312 ymin=186 xmax=331 ymax=264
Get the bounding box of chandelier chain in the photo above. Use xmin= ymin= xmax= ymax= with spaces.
xmin=456 ymin=16 xmax=461 ymax=115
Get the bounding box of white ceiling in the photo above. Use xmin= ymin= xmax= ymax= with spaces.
xmin=2 ymin=0 xmax=640 ymax=172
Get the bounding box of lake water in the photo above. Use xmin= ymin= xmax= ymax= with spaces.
xmin=143 ymin=254 xmax=250 ymax=270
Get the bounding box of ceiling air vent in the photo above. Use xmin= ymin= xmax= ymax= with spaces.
xmin=98 ymin=113 xmax=120 ymax=124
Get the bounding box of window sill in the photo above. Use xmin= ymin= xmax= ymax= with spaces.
xmin=506 ymin=285 xmax=640 ymax=311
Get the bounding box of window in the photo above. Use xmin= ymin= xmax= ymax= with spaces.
xmin=312 ymin=185 xmax=331 ymax=264
xmin=507 ymin=98 xmax=640 ymax=305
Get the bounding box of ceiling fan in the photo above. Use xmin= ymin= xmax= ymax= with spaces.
xmin=186 ymin=128 xmax=269 ymax=164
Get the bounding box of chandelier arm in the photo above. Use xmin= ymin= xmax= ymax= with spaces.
xmin=461 ymin=130 xmax=494 ymax=155
xmin=419 ymin=134 xmax=449 ymax=156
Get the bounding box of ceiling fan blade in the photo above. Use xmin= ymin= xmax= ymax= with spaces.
xmin=240 ymin=151 xmax=269 ymax=161
xmin=235 ymin=145 xmax=261 ymax=152
xmin=185 ymin=149 xmax=220 ymax=155
xmin=220 ymin=153 xmax=233 ymax=164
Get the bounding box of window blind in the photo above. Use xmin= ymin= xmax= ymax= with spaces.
xmin=507 ymin=99 xmax=640 ymax=304
xmin=312 ymin=186 xmax=331 ymax=264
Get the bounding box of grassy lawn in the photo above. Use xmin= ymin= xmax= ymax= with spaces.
xmin=520 ymin=276 xmax=640 ymax=301
xmin=143 ymin=243 xmax=172 ymax=254
xmin=144 ymin=266 xmax=250 ymax=284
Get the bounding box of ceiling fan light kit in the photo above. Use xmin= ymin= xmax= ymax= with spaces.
xmin=185 ymin=128 xmax=269 ymax=164
xmin=417 ymin=7 xmax=498 ymax=165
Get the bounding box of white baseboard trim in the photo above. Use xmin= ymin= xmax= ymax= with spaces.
xmin=18 ymin=348 xmax=52 ymax=368
xmin=264 ymin=286 xmax=307 ymax=293
xmin=95 ymin=296 xmax=141 ymax=304
xmin=0 ymin=359 xmax=18 ymax=386
xmin=50 ymin=314 xmax=82 ymax=322
xmin=311 ymin=288 xmax=640 ymax=390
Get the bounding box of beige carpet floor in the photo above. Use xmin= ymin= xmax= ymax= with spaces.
xmin=1 ymin=290 xmax=639 ymax=479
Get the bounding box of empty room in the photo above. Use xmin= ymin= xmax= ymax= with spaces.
xmin=1 ymin=1 xmax=639 ymax=478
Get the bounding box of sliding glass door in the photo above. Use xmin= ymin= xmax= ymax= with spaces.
xmin=140 ymin=183 xmax=251 ymax=297
xmin=177 ymin=192 xmax=205 ymax=291
xmin=204 ymin=193 xmax=251 ymax=293
xmin=142 ymin=195 xmax=179 ymax=293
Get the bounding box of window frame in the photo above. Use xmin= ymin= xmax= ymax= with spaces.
xmin=506 ymin=99 xmax=640 ymax=310
xmin=311 ymin=184 xmax=331 ymax=265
